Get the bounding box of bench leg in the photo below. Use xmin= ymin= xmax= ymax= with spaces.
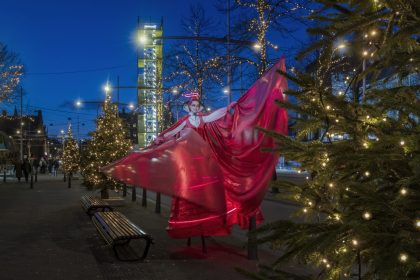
xmin=141 ymin=238 xmax=152 ymax=260
xmin=112 ymin=238 xmax=152 ymax=262
xmin=201 ymin=235 xmax=207 ymax=254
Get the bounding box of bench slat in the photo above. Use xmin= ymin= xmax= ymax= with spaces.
xmin=81 ymin=195 xmax=113 ymax=216
xmin=92 ymin=211 xmax=153 ymax=261
xmin=100 ymin=212 xmax=140 ymax=239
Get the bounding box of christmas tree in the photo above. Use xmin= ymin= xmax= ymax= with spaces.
xmin=62 ymin=124 xmax=80 ymax=175
xmin=256 ymin=1 xmax=419 ymax=279
xmin=82 ymin=94 xmax=132 ymax=195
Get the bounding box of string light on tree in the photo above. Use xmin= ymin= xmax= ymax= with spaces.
xmin=363 ymin=211 xmax=372 ymax=220
xmin=250 ymin=1 xmax=418 ymax=279
xmin=81 ymin=94 xmax=131 ymax=191
xmin=399 ymin=253 xmax=408 ymax=263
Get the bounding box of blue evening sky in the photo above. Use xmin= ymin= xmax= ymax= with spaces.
xmin=0 ymin=0 xmax=307 ymax=139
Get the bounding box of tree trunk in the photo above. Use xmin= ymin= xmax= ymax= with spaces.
xmin=100 ymin=186 xmax=109 ymax=199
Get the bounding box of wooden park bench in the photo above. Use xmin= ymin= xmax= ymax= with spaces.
xmin=81 ymin=195 xmax=113 ymax=216
xmin=92 ymin=211 xmax=153 ymax=261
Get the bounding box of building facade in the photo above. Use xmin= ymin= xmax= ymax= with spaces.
xmin=0 ymin=109 xmax=48 ymax=160
xmin=137 ymin=22 xmax=163 ymax=147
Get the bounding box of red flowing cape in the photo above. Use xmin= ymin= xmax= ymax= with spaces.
xmin=102 ymin=57 xmax=287 ymax=225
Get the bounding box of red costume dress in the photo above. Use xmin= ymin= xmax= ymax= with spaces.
xmin=167 ymin=114 xmax=233 ymax=238
xmin=102 ymin=58 xmax=288 ymax=238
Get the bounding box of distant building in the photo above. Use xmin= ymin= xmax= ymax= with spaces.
xmin=119 ymin=108 xmax=138 ymax=145
xmin=0 ymin=109 xmax=48 ymax=160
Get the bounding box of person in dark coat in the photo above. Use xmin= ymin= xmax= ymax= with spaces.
xmin=33 ymin=158 xmax=40 ymax=174
xmin=14 ymin=160 xmax=22 ymax=182
xmin=22 ymin=158 xmax=32 ymax=182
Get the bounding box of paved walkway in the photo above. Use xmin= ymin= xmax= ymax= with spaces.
xmin=0 ymin=175 xmax=283 ymax=280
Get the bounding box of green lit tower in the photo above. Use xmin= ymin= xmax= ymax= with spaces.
xmin=137 ymin=21 xmax=163 ymax=148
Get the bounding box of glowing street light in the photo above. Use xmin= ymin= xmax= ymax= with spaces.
xmin=128 ymin=102 xmax=135 ymax=110
xmin=103 ymin=83 xmax=111 ymax=94
xmin=138 ymin=34 xmax=148 ymax=44
xmin=75 ymin=100 xmax=82 ymax=108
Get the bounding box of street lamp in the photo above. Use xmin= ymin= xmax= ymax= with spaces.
xmin=103 ymin=83 xmax=111 ymax=96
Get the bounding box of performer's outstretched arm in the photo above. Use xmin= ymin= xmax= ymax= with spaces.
xmin=162 ymin=121 xmax=186 ymax=138
xmin=202 ymin=102 xmax=237 ymax=123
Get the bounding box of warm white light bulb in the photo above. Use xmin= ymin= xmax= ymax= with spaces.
xmin=365 ymin=171 xmax=370 ymax=176
xmin=363 ymin=211 xmax=372 ymax=220
xmin=400 ymin=188 xmax=408 ymax=195
xmin=400 ymin=140 xmax=405 ymax=146
xmin=399 ymin=253 xmax=408 ymax=262
xmin=352 ymin=239 xmax=358 ymax=246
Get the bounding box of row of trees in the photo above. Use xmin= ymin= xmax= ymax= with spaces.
xmin=60 ymin=94 xmax=131 ymax=196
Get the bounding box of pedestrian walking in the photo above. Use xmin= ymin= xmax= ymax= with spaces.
xmin=33 ymin=157 xmax=40 ymax=174
xmin=22 ymin=158 xmax=32 ymax=182
xmin=14 ymin=159 xmax=22 ymax=182
xmin=53 ymin=159 xmax=59 ymax=176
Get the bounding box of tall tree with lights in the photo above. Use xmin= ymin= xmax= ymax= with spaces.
xmin=232 ymin=0 xmax=310 ymax=74
xmin=82 ymin=95 xmax=131 ymax=197
xmin=254 ymin=1 xmax=419 ymax=279
xmin=165 ymin=4 xmax=228 ymax=102
xmin=62 ymin=124 xmax=80 ymax=186
xmin=0 ymin=42 xmax=24 ymax=102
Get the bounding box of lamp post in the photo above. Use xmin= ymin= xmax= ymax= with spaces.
xmin=75 ymin=100 xmax=82 ymax=152
xmin=60 ymin=129 xmax=66 ymax=181
xmin=20 ymin=87 xmax=23 ymax=161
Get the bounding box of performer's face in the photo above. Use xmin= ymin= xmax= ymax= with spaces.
xmin=189 ymin=101 xmax=200 ymax=113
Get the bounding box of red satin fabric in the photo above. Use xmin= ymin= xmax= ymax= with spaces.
xmin=102 ymin=57 xmax=288 ymax=238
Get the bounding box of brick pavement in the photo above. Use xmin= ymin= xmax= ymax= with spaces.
xmin=0 ymin=175 xmax=282 ymax=280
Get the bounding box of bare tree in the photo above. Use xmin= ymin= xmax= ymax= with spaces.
xmin=0 ymin=43 xmax=24 ymax=103
xmin=164 ymin=4 xmax=227 ymax=104
xmin=216 ymin=0 xmax=311 ymax=76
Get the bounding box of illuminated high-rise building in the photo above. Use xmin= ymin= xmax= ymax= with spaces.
xmin=137 ymin=22 xmax=163 ymax=147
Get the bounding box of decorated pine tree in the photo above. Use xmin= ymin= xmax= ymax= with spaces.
xmin=82 ymin=95 xmax=131 ymax=195
xmin=256 ymin=1 xmax=419 ymax=279
xmin=62 ymin=125 xmax=80 ymax=176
